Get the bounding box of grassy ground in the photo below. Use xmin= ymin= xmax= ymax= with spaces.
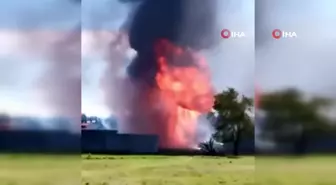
xmin=0 ymin=154 xmax=80 ymax=185
xmin=1 ymin=154 xmax=335 ymax=185
xmin=0 ymin=154 xmax=254 ymax=185
xmin=256 ymin=155 xmax=336 ymax=185
xmin=82 ymin=155 xmax=254 ymax=185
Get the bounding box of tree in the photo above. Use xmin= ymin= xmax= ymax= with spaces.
xmin=259 ymin=88 xmax=334 ymax=153
xmin=259 ymin=88 xmax=333 ymax=134
xmin=209 ymin=88 xmax=254 ymax=156
xmin=199 ymin=138 xmax=217 ymax=155
xmin=81 ymin=114 xmax=88 ymax=129
xmin=81 ymin=114 xmax=87 ymax=123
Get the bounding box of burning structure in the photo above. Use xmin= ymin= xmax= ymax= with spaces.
xmin=103 ymin=0 xmax=218 ymax=149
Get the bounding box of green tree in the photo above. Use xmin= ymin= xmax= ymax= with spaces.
xmin=81 ymin=114 xmax=87 ymax=123
xmin=259 ymin=88 xmax=334 ymax=142
xmin=209 ymin=87 xmax=254 ymax=155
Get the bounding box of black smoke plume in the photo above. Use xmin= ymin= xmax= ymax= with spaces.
xmin=103 ymin=0 xmax=218 ymax=147
xmin=121 ymin=0 xmax=218 ymax=81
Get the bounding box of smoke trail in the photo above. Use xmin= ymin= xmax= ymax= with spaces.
xmin=35 ymin=28 xmax=81 ymax=122
xmin=22 ymin=0 xmax=81 ymax=123
xmin=0 ymin=1 xmax=80 ymax=133
xmin=100 ymin=31 xmax=130 ymax=117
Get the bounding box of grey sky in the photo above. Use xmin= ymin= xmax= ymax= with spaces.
xmin=0 ymin=0 xmax=79 ymax=117
xmin=256 ymin=0 xmax=336 ymax=99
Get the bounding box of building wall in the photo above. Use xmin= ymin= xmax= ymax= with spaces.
xmin=0 ymin=130 xmax=80 ymax=153
xmin=81 ymin=130 xmax=159 ymax=154
xmin=0 ymin=130 xmax=335 ymax=154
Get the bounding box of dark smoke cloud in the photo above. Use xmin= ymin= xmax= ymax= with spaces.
xmin=127 ymin=0 xmax=217 ymax=50
xmin=123 ymin=0 xmax=218 ymax=81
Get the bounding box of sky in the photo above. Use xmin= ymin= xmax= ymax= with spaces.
xmin=0 ymin=0 xmax=79 ymax=117
xmin=0 ymin=0 xmax=335 ymax=118
xmin=256 ymin=0 xmax=336 ymax=98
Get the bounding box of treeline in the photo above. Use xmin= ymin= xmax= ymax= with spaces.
xmin=202 ymin=87 xmax=335 ymax=155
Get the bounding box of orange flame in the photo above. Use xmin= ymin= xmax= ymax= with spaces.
xmin=153 ymin=39 xmax=214 ymax=148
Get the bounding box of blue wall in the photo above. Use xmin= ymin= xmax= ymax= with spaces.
xmin=0 ymin=130 xmax=335 ymax=154
xmin=82 ymin=130 xmax=159 ymax=154
xmin=0 ymin=130 xmax=159 ymax=154
xmin=0 ymin=130 xmax=80 ymax=153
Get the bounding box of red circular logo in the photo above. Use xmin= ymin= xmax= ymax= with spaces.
xmin=221 ymin=29 xmax=231 ymax=39
xmin=272 ymin=29 xmax=282 ymax=39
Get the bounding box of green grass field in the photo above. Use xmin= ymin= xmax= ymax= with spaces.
xmin=1 ymin=154 xmax=335 ymax=185
xmin=256 ymin=156 xmax=336 ymax=185
xmin=82 ymin=155 xmax=254 ymax=185
xmin=0 ymin=155 xmax=80 ymax=185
